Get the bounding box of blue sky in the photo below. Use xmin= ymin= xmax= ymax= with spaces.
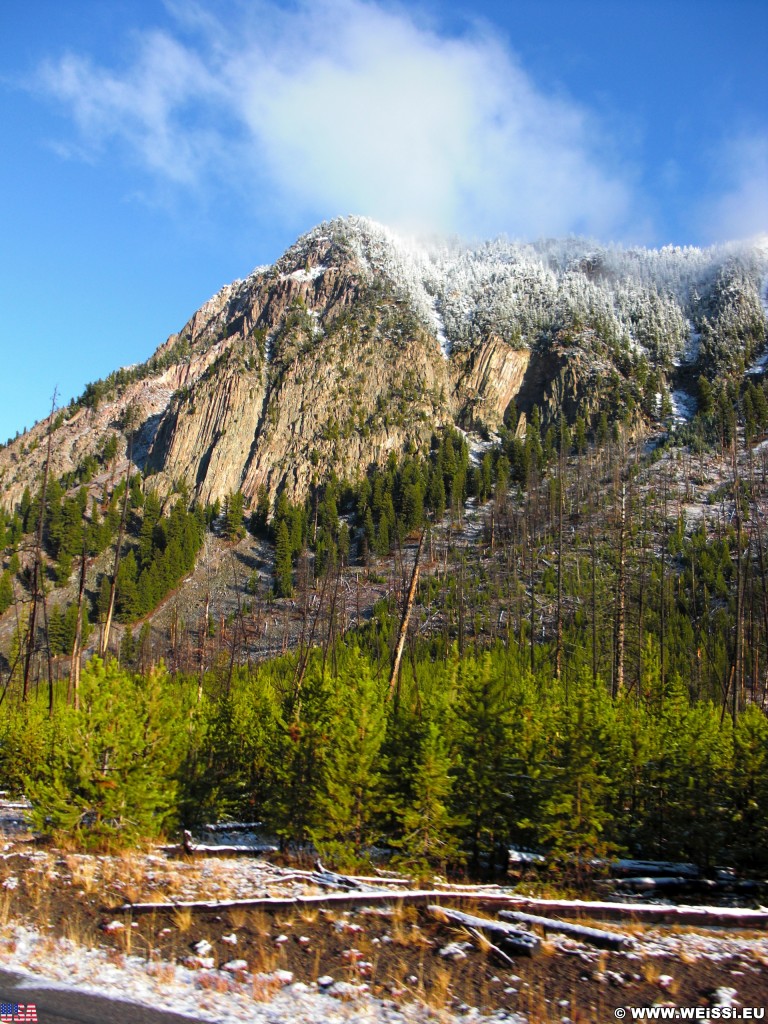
xmin=1 ymin=0 xmax=766 ymax=444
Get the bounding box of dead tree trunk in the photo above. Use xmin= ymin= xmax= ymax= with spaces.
xmin=22 ymin=393 xmax=57 ymax=700
xmin=100 ymin=422 xmax=136 ymax=659
xmin=613 ymin=480 xmax=626 ymax=697
xmin=388 ymin=530 xmax=424 ymax=700
xmin=555 ymin=448 xmax=565 ymax=680
xmin=69 ymin=544 xmax=88 ymax=710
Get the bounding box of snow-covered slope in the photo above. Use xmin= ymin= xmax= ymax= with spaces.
xmin=283 ymin=217 xmax=768 ymax=369
xmin=1 ymin=218 xmax=766 ymax=513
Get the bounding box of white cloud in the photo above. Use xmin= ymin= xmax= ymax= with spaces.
xmin=704 ymin=135 xmax=768 ymax=243
xmin=36 ymin=0 xmax=638 ymax=240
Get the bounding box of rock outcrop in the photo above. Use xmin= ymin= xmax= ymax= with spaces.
xmin=453 ymin=337 xmax=531 ymax=431
xmin=1 ymin=217 xmax=765 ymax=513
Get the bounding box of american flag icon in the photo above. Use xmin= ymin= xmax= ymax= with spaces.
xmin=0 ymin=1005 xmax=37 ymax=1022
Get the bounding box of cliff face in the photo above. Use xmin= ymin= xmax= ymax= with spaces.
xmin=452 ymin=337 xmax=531 ymax=431
xmin=145 ymin=230 xmax=453 ymax=505
xmin=0 ymin=217 xmax=765 ymax=513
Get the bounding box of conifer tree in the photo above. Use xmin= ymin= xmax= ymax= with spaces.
xmin=274 ymin=520 xmax=293 ymax=597
xmin=0 ymin=570 xmax=12 ymax=615
xmin=394 ymin=720 xmax=461 ymax=876
xmin=539 ymin=670 xmax=616 ymax=874
xmin=730 ymin=703 xmax=768 ymax=869
xmin=451 ymin=655 xmax=516 ymax=872
xmin=223 ymin=491 xmax=246 ymax=542
xmin=25 ymin=659 xmax=185 ymax=847
xmin=310 ymin=651 xmax=386 ymax=863
xmin=251 ymin=485 xmax=270 ymax=535
xmin=265 ymin=660 xmax=333 ymax=846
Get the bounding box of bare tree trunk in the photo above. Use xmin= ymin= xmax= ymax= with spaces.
xmin=613 ymin=480 xmax=626 ymax=697
xmin=293 ymin=568 xmax=329 ymax=708
xmin=69 ymin=544 xmax=87 ymax=710
xmin=22 ymin=392 xmax=57 ymax=700
xmin=388 ymin=530 xmax=424 ymax=700
xmin=555 ymin=447 xmax=565 ymax=681
xmin=322 ymin=562 xmax=341 ymax=678
xmin=41 ymin=582 xmax=54 ymax=717
xmin=197 ymin=591 xmax=210 ymax=704
xmin=100 ymin=426 xmax=135 ymax=659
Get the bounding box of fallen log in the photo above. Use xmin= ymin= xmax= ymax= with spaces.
xmin=110 ymin=887 xmax=768 ymax=930
xmin=112 ymin=888 xmax=529 ymax=917
xmin=498 ymin=895 xmax=768 ymax=929
xmin=428 ymin=905 xmax=540 ymax=958
xmin=498 ymin=909 xmax=634 ymax=950
xmin=114 ymin=889 xmax=462 ymax=915
xmin=468 ymin=927 xmax=516 ymax=967
xmin=179 ymin=830 xmax=277 ymax=856
xmin=313 ymin=859 xmax=384 ymax=891
xmin=609 ymin=859 xmax=699 ymax=879
xmin=614 ymin=876 xmax=710 ymax=894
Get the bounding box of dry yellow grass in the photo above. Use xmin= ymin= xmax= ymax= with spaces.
xmin=172 ymin=906 xmax=193 ymax=934
xmin=227 ymin=905 xmax=248 ymax=929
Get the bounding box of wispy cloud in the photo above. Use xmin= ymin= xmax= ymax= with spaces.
xmin=36 ymin=0 xmax=638 ymax=240
xmin=704 ymin=134 xmax=768 ymax=243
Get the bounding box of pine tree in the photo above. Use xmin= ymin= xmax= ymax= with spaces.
xmin=362 ymin=508 xmax=375 ymax=564
xmin=274 ymin=520 xmax=293 ymax=597
xmin=730 ymin=704 xmax=768 ymax=870
xmin=394 ymin=721 xmax=461 ymax=876
xmin=265 ymin=659 xmax=334 ymax=846
xmin=223 ymin=491 xmax=246 ymax=542
xmin=538 ymin=670 xmax=616 ymax=876
xmin=120 ymin=627 xmax=136 ymax=667
xmin=0 ymin=570 xmax=13 ymax=615
xmin=251 ymin=485 xmax=271 ymax=535
xmin=451 ymin=655 xmax=516 ymax=872
xmin=310 ymin=650 xmax=386 ymax=863
xmin=47 ymin=605 xmax=68 ymax=656
xmin=25 ymin=659 xmax=185 ymax=847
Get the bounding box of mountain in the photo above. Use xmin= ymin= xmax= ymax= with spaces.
xmin=1 ymin=217 xmax=766 ymax=513
xmin=6 ymin=218 xmax=768 ymax=932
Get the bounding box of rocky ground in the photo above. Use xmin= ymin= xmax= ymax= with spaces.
xmin=1 ymin=802 xmax=766 ymax=1023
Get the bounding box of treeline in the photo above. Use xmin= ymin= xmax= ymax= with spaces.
xmin=107 ymin=492 xmax=205 ymax=622
xmin=0 ymin=447 xmax=208 ymax=677
xmin=252 ymin=428 xmax=480 ymax=596
xmin=1 ymin=640 xmax=766 ymax=876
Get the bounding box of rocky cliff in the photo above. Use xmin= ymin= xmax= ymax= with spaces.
xmin=0 ymin=218 xmax=766 ymax=513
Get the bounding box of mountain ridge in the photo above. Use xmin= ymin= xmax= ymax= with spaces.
xmin=1 ymin=217 xmax=766 ymax=514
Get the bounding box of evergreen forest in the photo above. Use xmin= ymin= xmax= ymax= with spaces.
xmin=1 ymin=375 xmax=768 ymax=882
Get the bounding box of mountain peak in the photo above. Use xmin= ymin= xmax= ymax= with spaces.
xmin=0 ymin=220 xmax=766 ymax=515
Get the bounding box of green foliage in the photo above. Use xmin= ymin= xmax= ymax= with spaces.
xmin=250 ymin=485 xmax=271 ymax=535
xmin=450 ymin=655 xmax=518 ymax=870
xmin=0 ymin=570 xmax=13 ymax=614
xmin=0 ymin=629 xmax=766 ymax=871
xmin=113 ymin=497 xmax=205 ymax=623
xmin=309 ymin=650 xmax=387 ymax=864
xmin=47 ymin=602 xmax=90 ymax=656
xmin=24 ymin=660 xmax=186 ymax=848
xmin=223 ymin=491 xmax=246 ymax=542
xmin=273 ymin=520 xmax=293 ymax=597
xmin=393 ymin=721 xmax=462 ymax=877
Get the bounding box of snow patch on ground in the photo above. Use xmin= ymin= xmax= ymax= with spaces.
xmin=747 ymin=350 xmax=768 ymax=376
xmin=748 ymin=273 xmax=768 ymax=375
xmin=429 ymin=295 xmax=451 ymax=359
xmin=673 ymin=320 xmax=701 ymax=366
xmin=281 ymin=265 xmax=328 ymax=283
xmin=670 ymin=389 xmax=697 ymax=424
xmin=1 ymin=922 xmax=472 ymax=1024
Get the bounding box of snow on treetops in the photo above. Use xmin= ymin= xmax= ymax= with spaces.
xmin=273 ymin=216 xmax=768 ymax=361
